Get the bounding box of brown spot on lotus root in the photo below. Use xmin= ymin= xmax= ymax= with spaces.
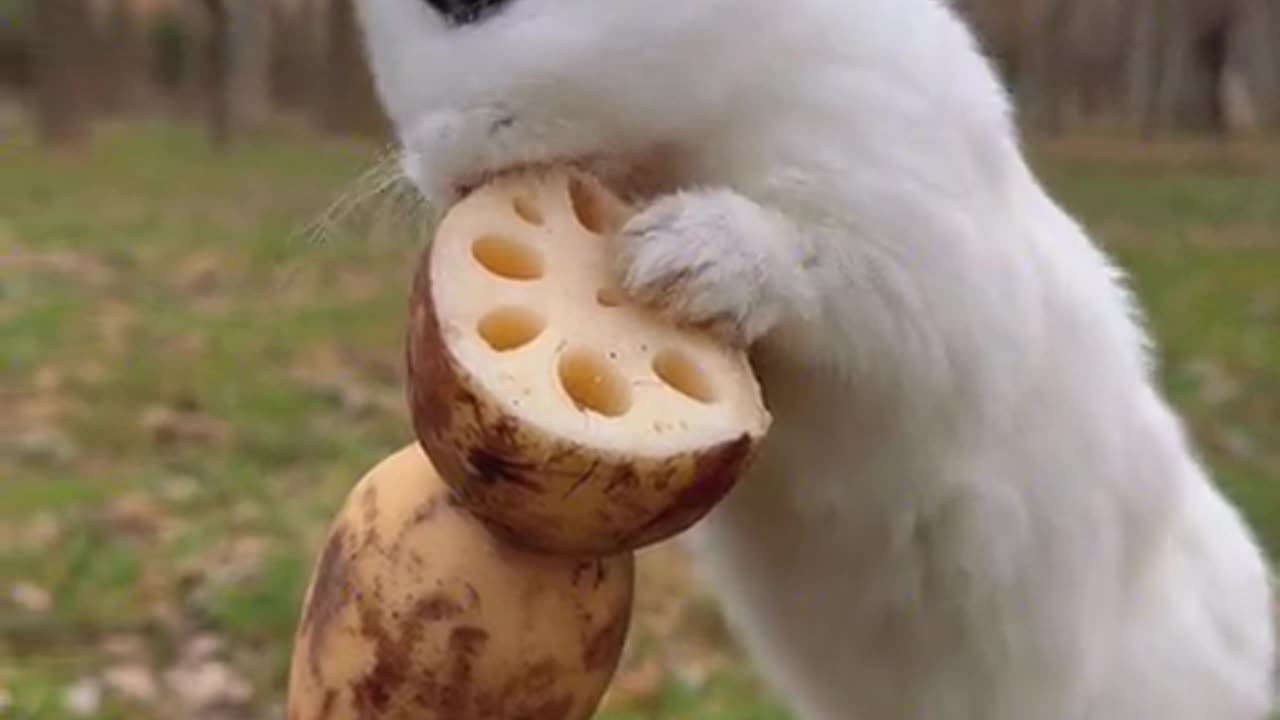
xmin=583 ymin=603 xmax=632 ymax=671
xmin=353 ymin=586 xmax=454 ymax=714
xmin=435 ymin=626 xmax=490 ymax=715
xmin=352 ymin=623 xmax=405 ymax=714
xmin=410 ymin=495 xmax=441 ymax=526
xmin=361 ymin=484 xmax=378 ymax=524
xmin=467 ymin=447 xmax=541 ymax=490
xmin=303 ymin=524 xmax=353 ymax=681
xmin=520 ymin=659 xmax=561 ymax=696
xmin=414 ymin=593 xmax=465 ymax=623
xmin=626 ymin=433 xmax=755 ymax=547
xmin=318 ymin=689 xmax=337 ymax=719
xmin=359 ymin=485 xmax=382 ymax=550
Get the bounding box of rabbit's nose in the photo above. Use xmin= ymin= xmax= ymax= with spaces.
xmin=422 ymin=0 xmax=513 ymax=26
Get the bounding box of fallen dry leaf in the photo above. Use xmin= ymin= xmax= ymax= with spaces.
xmin=100 ymin=634 xmax=149 ymax=660
xmin=23 ymin=512 xmax=62 ymax=548
xmin=164 ymin=660 xmax=253 ymax=710
xmin=11 ymin=391 xmax=67 ymax=425
xmin=181 ymin=536 xmax=270 ymax=592
xmin=172 ymin=252 xmax=226 ymax=297
xmin=10 ymin=581 xmax=52 ymax=613
xmin=171 ymin=330 xmax=210 ymax=355
xmin=63 ymin=677 xmax=102 ymax=717
xmin=97 ymin=302 xmax=139 ymax=353
xmin=1218 ymin=427 xmax=1257 ymax=460
xmin=173 ymin=252 xmax=235 ymax=317
xmin=0 ymin=249 xmax=113 ymax=287
xmin=230 ymin=501 xmax=261 ymax=524
xmin=102 ymin=663 xmax=160 ymax=703
xmin=73 ymin=360 xmax=110 ymax=386
xmin=9 ymin=427 xmax=78 ymax=465
xmin=289 ymin=345 xmax=404 ymax=418
xmin=161 ymin=476 xmax=201 ymax=504
xmin=183 ymin=633 xmax=226 ymax=664
xmin=1185 ymin=357 xmax=1240 ymax=406
xmin=107 ymin=492 xmax=169 ymax=540
xmin=33 ymin=366 xmax=64 ymax=393
xmin=139 ymin=404 xmax=234 ymax=449
xmin=143 ymin=596 xmax=183 ymax=634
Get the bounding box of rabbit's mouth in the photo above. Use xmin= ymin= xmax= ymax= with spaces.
xmin=401 ymin=107 xmax=687 ymax=209
xmin=581 ymin=147 xmax=687 ymax=203
xmin=450 ymin=155 xmax=597 ymax=199
xmin=453 ymin=146 xmax=685 ymax=205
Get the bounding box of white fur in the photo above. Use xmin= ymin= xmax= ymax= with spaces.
xmin=354 ymin=0 xmax=1278 ymax=717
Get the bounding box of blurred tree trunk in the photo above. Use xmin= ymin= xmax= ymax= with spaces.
xmin=1127 ymin=0 xmax=1164 ymax=135
xmin=988 ymin=0 xmax=1136 ymax=134
xmin=269 ymin=2 xmax=303 ymax=110
xmin=0 ymin=1 xmax=33 ymax=93
xmin=1016 ymin=0 xmax=1071 ymax=134
xmin=150 ymin=8 xmax=190 ymax=105
xmin=202 ymin=0 xmax=232 ymax=147
xmin=1158 ymin=0 xmax=1228 ymax=132
xmin=958 ymin=0 xmax=1280 ymax=135
xmin=321 ymin=0 xmax=389 ymax=139
xmin=1130 ymin=0 xmax=1277 ymax=135
xmin=176 ymin=2 xmax=210 ymax=117
xmin=1221 ymin=0 xmax=1278 ymax=132
xmin=226 ymin=0 xmax=272 ymax=129
xmin=270 ymin=0 xmax=322 ymax=112
xmin=100 ymin=0 xmax=153 ymax=114
xmin=33 ymin=0 xmax=95 ymax=147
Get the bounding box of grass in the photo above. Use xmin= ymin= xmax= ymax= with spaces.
xmin=1033 ymin=138 xmax=1280 ymax=557
xmin=0 ymin=121 xmax=1276 ymax=719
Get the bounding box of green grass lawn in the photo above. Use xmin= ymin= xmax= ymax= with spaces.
xmin=0 ymin=121 xmax=1275 ymax=719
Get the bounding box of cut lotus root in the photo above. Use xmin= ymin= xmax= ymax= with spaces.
xmin=405 ymin=168 xmax=772 ymax=556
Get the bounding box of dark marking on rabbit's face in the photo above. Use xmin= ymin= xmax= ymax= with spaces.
xmin=422 ymin=0 xmax=513 ymax=25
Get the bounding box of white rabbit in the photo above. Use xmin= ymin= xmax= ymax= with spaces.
xmin=353 ymin=0 xmax=1277 ymax=717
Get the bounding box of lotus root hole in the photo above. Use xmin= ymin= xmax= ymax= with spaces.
xmin=568 ymin=176 xmax=614 ymax=235
xmin=596 ymin=287 xmax=625 ymax=307
xmin=512 ymin=196 xmax=544 ymax=225
xmin=478 ymin=307 xmax=546 ymax=352
xmin=558 ymin=348 xmax=632 ymax=417
xmin=653 ymin=348 xmax=717 ymax=404
xmin=472 ymin=234 xmax=545 ymax=281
